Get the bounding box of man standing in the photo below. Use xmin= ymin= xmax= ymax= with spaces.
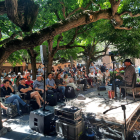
xmin=112 ymin=59 xmax=135 ymax=98
xmin=101 ymin=63 xmax=106 ymax=73
xmin=101 ymin=63 xmax=106 ymax=83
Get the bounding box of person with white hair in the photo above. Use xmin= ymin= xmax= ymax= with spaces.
xmin=67 ymin=78 xmax=80 ymax=91
xmin=97 ymin=70 xmax=103 ymax=82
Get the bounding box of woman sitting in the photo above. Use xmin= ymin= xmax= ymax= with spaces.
xmin=87 ymin=71 xmax=95 ymax=87
xmin=97 ymin=70 xmax=103 ymax=83
xmin=63 ymin=74 xmax=70 ymax=84
xmin=13 ymin=75 xmax=21 ymax=92
xmin=55 ymin=73 xmax=66 ymax=96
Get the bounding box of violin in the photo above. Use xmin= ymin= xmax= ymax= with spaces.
xmin=119 ymin=66 xmax=126 ymax=71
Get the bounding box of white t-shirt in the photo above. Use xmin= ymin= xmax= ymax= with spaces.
xmin=97 ymin=73 xmax=103 ymax=80
xmin=88 ymin=73 xmax=95 ymax=78
xmin=105 ymin=71 xmax=110 ymax=77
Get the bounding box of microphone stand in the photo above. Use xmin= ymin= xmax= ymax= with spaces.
xmin=103 ymin=99 xmax=140 ymax=140
xmin=112 ymin=61 xmax=117 ymax=97
xmin=43 ymin=63 xmax=47 ymax=111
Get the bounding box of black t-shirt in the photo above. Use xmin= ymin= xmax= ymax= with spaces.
xmin=18 ymin=84 xmax=32 ymax=99
xmin=1 ymin=86 xmax=13 ymax=97
xmin=101 ymin=65 xmax=106 ymax=73
xmin=55 ymin=78 xmax=63 ymax=86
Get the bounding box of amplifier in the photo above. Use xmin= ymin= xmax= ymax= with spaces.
xmin=56 ymin=119 xmax=85 ymax=140
xmin=57 ymin=115 xmax=83 ymax=125
xmin=29 ymin=108 xmax=54 ymax=135
xmin=55 ymin=106 xmax=82 ymax=121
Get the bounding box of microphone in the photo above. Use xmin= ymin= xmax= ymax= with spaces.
xmin=103 ymin=109 xmax=110 ymax=114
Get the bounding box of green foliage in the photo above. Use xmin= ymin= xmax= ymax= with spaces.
xmin=7 ymin=50 xmax=29 ymax=66
xmin=1 ymin=0 xmax=140 ymax=66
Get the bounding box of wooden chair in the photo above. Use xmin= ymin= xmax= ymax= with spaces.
xmin=120 ymin=73 xmax=136 ymax=101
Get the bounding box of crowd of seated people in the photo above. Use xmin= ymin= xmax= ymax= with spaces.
xmin=0 ymin=63 xmax=111 ymax=116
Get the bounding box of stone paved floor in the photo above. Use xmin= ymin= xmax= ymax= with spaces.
xmin=1 ymin=85 xmax=140 ymax=140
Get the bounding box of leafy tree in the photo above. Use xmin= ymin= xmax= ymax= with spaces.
xmin=0 ymin=0 xmax=140 ymax=130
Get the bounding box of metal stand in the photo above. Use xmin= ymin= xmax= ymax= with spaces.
xmin=121 ymin=105 xmax=127 ymax=140
xmin=103 ymin=99 xmax=140 ymax=140
xmin=43 ymin=64 xmax=46 ymax=111
xmin=112 ymin=61 xmax=117 ymax=97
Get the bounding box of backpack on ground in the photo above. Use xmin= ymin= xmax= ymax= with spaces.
xmin=46 ymin=92 xmax=57 ymax=106
xmin=65 ymin=86 xmax=76 ymax=98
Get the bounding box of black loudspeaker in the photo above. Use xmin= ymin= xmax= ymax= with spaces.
xmin=46 ymin=93 xmax=57 ymax=106
xmin=40 ymin=45 xmax=48 ymax=65
xmin=29 ymin=108 xmax=54 ymax=135
xmin=97 ymin=86 xmax=106 ymax=91
xmin=30 ymin=100 xmax=39 ymax=110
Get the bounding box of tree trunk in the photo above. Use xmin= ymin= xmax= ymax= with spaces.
xmin=27 ymin=48 xmax=38 ymax=80
xmin=70 ymin=56 xmax=73 ymax=67
xmin=86 ymin=57 xmax=91 ymax=74
xmin=47 ymin=58 xmax=53 ymax=75
xmin=30 ymin=56 xmax=36 ymax=80
xmin=0 ymin=65 xmax=3 ymax=130
xmin=47 ymin=40 xmax=53 ymax=77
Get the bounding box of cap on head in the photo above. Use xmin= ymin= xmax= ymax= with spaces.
xmin=36 ymin=75 xmax=42 ymax=78
xmin=20 ymin=78 xmax=25 ymax=81
xmin=123 ymin=59 xmax=133 ymax=64
xmin=8 ymin=75 xmax=11 ymax=78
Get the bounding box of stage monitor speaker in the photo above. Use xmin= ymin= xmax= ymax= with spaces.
xmin=29 ymin=108 xmax=54 ymax=135
xmin=40 ymin=45 xmax=48 ymax=65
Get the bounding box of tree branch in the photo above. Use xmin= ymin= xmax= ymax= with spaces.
xmin=119 ymin=11 xmax=140 ymax=17
xmin=59 ymin=1 xmax=66 ymax=19
xmin=67 ymin=1 xmax=92 ymax=18
xmin=59 ymin=45 xmax=86 ymax=50
xmin=95 ymin=43 xmax=110 ymax=54
xmin=0 ymin=31 xmax=22 ymax=45
xmin=0 ymin=29 xmax=2 ymax=40
xmin=91 ymin=0 xmax=102 ymax=10
xmin=54 ymin=10 xmax=61 ymax=21
xmin=27 ymin=47 xmax=38 ymax=58
xmin=0 ymin=7 xmax=139 ymax=65
xmin=109 ymin=0 xmax=121 ymax=16
xmin=93 ymin=53 xmax=107 ymax=61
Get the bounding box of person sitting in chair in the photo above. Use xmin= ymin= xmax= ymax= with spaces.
xmin=55 ymin=73 xmax=66 ymax=96
xmin=18 ymin=78 xmax=46 ymax=108
xmin=112 ymin=59 xmax=135 ymax=98
xmin=46 ymin=73 xmax=64 ymax=102
xmin=77 ymin=71 xmax=87 ymax=91
xmin=1 ymin=79 xmax=29 ymax=116
xmin=88 ymin=71 xmax=95 ymax=87
xmin=33 ymin=75 xmax=53 ymax=95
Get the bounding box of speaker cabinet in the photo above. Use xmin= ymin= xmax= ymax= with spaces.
xmin=29 ymin=108 xmax=54 ymax=135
